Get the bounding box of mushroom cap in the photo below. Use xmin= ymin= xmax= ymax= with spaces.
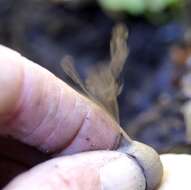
xmin=118 ymin=139 xmax=163 ymax=190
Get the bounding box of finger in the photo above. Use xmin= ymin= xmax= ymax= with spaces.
xmin=158 ymin=154 xmax=191 ymax=190
xmin=0 ymin=45 xmax=121 ymax=154
xmin=3 ymin=151 xmax=146 ymax=190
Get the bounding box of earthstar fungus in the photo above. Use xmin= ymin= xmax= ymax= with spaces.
xmin=62 ymin=23 xmax=163 ymax=189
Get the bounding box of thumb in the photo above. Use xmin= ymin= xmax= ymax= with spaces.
xmin=4 ymin=151 xmax=146 ymax=190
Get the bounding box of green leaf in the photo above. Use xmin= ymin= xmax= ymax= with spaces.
xmin=99 ymin=0 xmax=146 ymax=15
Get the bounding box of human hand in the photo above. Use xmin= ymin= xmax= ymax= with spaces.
xmin=0 ymin=45 xmax=122 ymax=189
xmin=158 ymin=154 xmax=191 ymax=190
xmin=2 ymin=45 xmax=186 ymax=190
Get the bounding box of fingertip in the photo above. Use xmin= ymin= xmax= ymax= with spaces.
xmin=0 ymin=45 xmax=121 ymax=155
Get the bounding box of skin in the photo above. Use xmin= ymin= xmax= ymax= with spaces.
xmin=0 ymin=45 xmax=121 ymax=154
xmin=0 ymin=45 xmax=190 ymax=190
xmin=0 ymin=45 xmax=119 ymax=189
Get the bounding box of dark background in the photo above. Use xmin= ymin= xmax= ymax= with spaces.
xmin=0 ymin=0 xmax=187 ymax=154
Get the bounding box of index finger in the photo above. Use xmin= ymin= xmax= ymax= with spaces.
xmin=0 ymin=45 xmax=121 ymax=155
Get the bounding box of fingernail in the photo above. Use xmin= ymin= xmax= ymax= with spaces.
xmin=100 ymin=155 xmax=146 ymax=190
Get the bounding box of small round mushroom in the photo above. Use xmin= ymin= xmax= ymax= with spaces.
xmin=117 ymin=130 xmax=163 ymax=190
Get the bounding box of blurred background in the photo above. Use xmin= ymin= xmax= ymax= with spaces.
xmin=1 ymin=0 xmax=191 ymax=155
